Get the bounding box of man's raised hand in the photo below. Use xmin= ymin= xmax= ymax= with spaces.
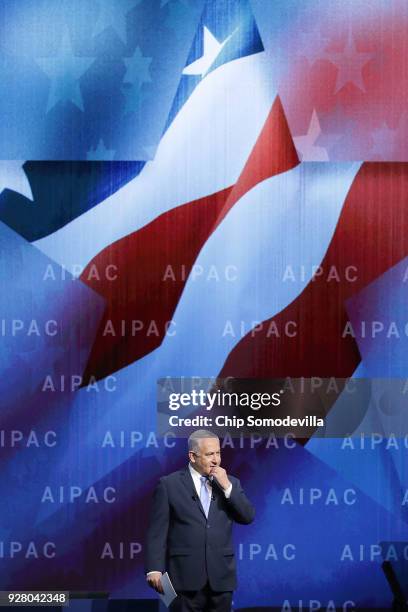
xmin=210 ymin=466 xmax=231 ymax=490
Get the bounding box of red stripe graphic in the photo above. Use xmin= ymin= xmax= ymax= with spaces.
xmin=81 ymin=186 xmax=232 ymax=383
xmin=213 ymin=96 xmax=299 ymax=230
xmin=220 ymin=163 xmax=408 ymax=379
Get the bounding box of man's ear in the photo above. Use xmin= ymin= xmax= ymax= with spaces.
xmin=189 ymin=451 xmax=195 ymax=464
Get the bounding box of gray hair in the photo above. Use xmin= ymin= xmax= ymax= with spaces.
xmin=188 ymin=430 xmax=219 ymax=453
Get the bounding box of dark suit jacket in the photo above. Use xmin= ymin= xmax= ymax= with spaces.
xmin=145 ymin=466 xmax=255 ymax=591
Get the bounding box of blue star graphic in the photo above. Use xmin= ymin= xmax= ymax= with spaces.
xmin=86 ymin=139 xmax=115 ymax=160
xmin=36 ymin=29 xmax=93 ymax=113
xmin=123 ymin=46 xmax=152 ymax=86
xmin=93 ymin=0 xmax=141 ymax=43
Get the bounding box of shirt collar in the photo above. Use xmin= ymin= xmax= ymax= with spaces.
xmin=188 ymin=462 xmax=207 ymax=483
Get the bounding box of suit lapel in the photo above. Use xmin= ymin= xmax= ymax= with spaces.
xmin=180 ymin=467 xmax=207 ymax=520
xmin=207 ymin=482 xmax=221 ymax=522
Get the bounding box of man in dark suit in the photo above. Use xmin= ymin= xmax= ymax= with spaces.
xmin=145 ymin=429 xmax=255 ymax=611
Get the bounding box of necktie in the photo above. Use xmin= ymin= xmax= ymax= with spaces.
xmin=200 ymin=476 xmax=210 ymax=517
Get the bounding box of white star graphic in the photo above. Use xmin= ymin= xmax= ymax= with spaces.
xmin=327 ymin=30 xmax=373 ymax=94
xmin=297 ymin=25 xmax=331 ymax=66
xmin=0 ymin=161 xmax=33 ymax=201
xmin=36 ymin=29 xmax=93 ymax=113
xmin=294 ymin=110 xmax=329 ymax=161
xmin=183 ymin=26 xmax=233 ymax=78
xmin=370 ymin=122 xmax=398 ymax=159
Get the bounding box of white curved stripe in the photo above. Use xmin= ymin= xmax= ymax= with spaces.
xmin=34 ymin=52 xmax=275 ymax=273
xmin=155 ymin=161 xmax=362 ymax=376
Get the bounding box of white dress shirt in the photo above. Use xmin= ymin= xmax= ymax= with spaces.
xmin=146 ymin=464 xmax=232 ymax=577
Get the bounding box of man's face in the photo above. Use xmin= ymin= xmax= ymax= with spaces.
xmin=189 ymin=437 xmax=221 ymax=476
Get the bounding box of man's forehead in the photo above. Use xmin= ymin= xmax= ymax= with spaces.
xmin=198 ymin=437 xmax=220 ymax=449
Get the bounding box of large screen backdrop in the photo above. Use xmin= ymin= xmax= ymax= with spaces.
xmin=1 ymin=0 xmax=408 ymax=609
